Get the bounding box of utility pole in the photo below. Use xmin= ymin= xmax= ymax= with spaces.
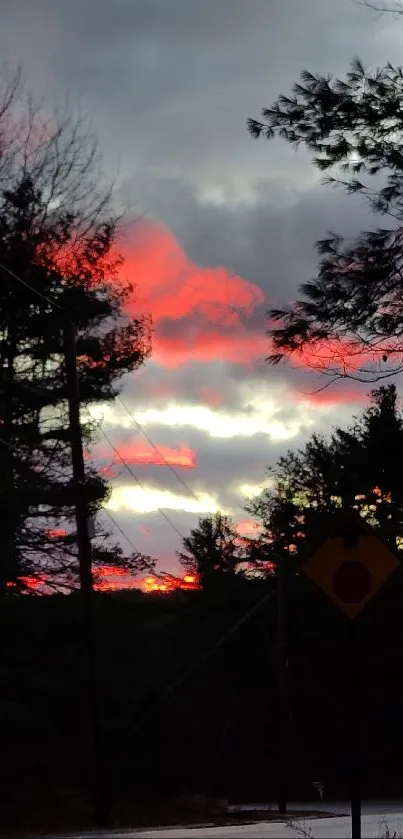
xmin=0 ymin=387 xmax=15 ymax=595
xmin=276 ymin=546 xmax=288 ymax=815
xmin=63 ymin=319 xmax=108 ymax=829
xmin=0 ymin=307 xmax=17 ymax=595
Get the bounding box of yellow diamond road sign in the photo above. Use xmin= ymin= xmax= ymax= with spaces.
xmin=303 ymin=510 xmax=401 ymax=619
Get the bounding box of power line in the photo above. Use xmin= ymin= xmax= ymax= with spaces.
xmin=0 ymin=261 xmax=186 ymax=547
xmin=116 ymin=394 xmax=201 ymax=502
xmin=98 ymin=424 xmax=185 ymax=542
xmin=0 ymin=261 xmax=64 ymax=311
xmin=129 ymin=587 xmax=275 ymax=736
xmin=171 ymin=588 xmax=274 ymax=692
xmin=0 ymin=436 xmax=17 ymax=452
xmin=101 ymin=507 xmax=142 ymax=557
xmin=0 ymin=425 xmax=148 ymax=574
xmin=0 ymin=416 xmax=143 ymax=562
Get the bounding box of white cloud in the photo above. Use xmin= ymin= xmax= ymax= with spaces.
xmin=238 ymin=478 xmax=275 ymax=499
xmin=106 ymin=484 xmax=222 ymax=515
xmin=89 ymin=393 xmax=322 ymax=442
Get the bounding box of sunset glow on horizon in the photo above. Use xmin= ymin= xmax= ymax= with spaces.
xmin=9 ymin=569 xmax=202 ymax=596
xmin=80 ymin=212 xmax=366 ymax=577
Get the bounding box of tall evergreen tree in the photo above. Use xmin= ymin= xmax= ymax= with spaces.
xmin=248 ymin=59 xmax=403 ymax=383
xmin=248 ymin=385 xmax=403 ymax=562
xmin=0 ymin=69 xmax=151 ymax=593
xmin=178 ymin=512 xmax=274 ymax=591
xmin=178 ymin=513 xmax=240 ymax=591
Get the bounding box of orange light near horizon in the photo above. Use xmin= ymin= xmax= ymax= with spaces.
xmin=94 ymin=564 xmax=129 ymax=577
xmin=141 ymin=574 xmax=174 ymax=594
xmin=7 ymin=578 xmax=40 ymax=590
xmin=94 ymin=578 xmax=137 ymax=592
xmin=139 ymin=572 xmax=201 ymax=594
xmin=20 ymin=575 xmax=43 ymax=590
xmin=6 ymin=568 xmax=202 ymax=595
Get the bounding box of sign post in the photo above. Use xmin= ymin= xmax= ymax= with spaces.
xmin=303 ymin=510 xmax=400 ymax=839
xmin=350 ymin=621 xmax=361 ymax=839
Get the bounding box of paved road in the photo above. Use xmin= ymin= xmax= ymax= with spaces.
xmin=37 ymin=801 xmax=403 ymax=839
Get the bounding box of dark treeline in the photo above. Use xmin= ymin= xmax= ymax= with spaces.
xmin=2 ymin=564 xmax=403 ymax=834
xmin=4 ymin=386 xmax=403 ymax=834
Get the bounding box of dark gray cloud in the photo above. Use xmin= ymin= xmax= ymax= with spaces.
xmin=1 ymin=0 xmax=401 ymax=187
xmin=0 ymin=0 xmax=400 ymax=572
xmin=126 ymin=172 xmax=373 ymax=302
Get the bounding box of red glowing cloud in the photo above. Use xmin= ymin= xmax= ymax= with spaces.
xmin=152 ymin=331 xmax=267 ymax=368
xmin=269 ymin=333 xmax=386 ymax=380
xmin=294 ymin=338 xmax=375 ymax=371
xmin=47 ymin=528 xmax=68 ymax=539
xmin=298 ymin=387 xmax=366 ymax=407
xmin=117 ymin=220 xmax=266 ymax=368
xmin=91 ymin=439 xmax=197 ymax=469
xmin=113 ymin=441 xmax=197 ymax=468
xmin=120 ymin=220 xmax=264 ymax=324
xmin=195 ymin=386 xmax=224 ymax=408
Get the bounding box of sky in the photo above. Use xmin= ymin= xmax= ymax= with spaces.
xmin=1 ymin=0 xmax=403 ymax=576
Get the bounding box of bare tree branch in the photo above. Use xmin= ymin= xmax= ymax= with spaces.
xmin=359 ymin=0 xmax=403 ymax=14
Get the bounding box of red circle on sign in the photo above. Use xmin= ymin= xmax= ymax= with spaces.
xmin=333 ymin=560 xmax=371 ymax=603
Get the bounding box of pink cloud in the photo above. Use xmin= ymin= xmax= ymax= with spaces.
xmin=117 ymin=219 xmax=266 ymax=368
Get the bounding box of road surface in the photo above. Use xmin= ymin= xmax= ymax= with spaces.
xmin=41 ymin=801 xmax=403 ymax=839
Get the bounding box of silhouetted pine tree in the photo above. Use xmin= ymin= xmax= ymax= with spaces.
xmin=0 ymin=69 xmax=152 ymax=592
xmin=249 ymin=59 xmax=403 ymax=383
